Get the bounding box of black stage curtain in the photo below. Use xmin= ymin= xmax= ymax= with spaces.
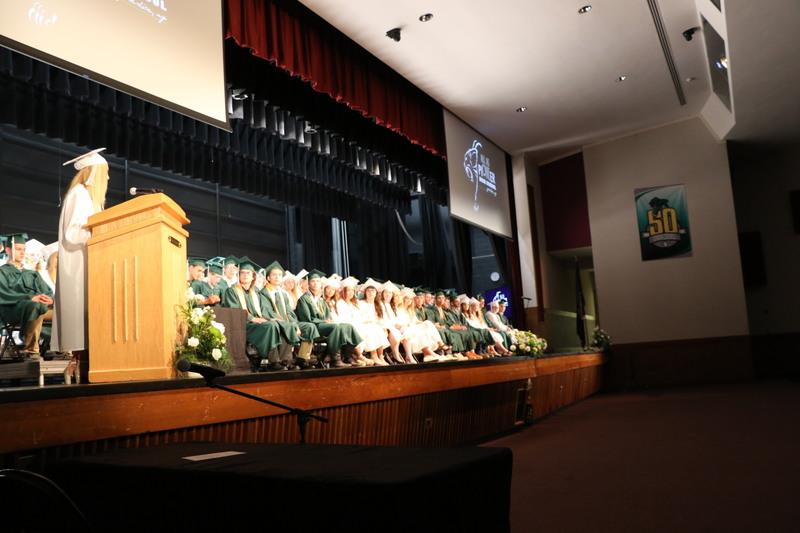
xmin=488 ymin=232 xmax=512 ymax=287
xmin=450 ymin=218 xmax=473 ymax=295
xmin=419 ymin=195 xmax=454 ymax=291
xmin=351 ymin=205 xmax=410 ymax=283
xmin=0 ymin=45 xmax=447 ymax=223
xmin=297 ymin=208 xmax=334 ymax=274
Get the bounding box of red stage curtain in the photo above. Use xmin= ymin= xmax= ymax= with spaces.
xmin=225 ymin=0 xmax=446 ymax=157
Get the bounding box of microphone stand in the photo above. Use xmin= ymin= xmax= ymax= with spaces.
xmin=198 ymin=374 xmax=327 ymax=444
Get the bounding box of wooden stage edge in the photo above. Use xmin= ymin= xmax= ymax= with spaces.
xmin=0 ymin=352 xmax=605 ymax=466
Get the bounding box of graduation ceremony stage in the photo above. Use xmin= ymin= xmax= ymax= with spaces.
xmin=1 ymin=352 xmax=603 ymax=530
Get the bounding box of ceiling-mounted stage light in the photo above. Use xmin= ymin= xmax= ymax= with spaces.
xmin=230 ymin=88 xmax=249 ymax=101
xmin=386 ymin=28 xmax=401 ymax=42
xmin=419 ymin=13 xmax=433 ymax=22
xmin=578 ymin=5 xmax=592 ymax=14
xmin=715 ymin=56 xmax=729 ymax=70
xmin=516 ymin=106 xmax=528 ymax=112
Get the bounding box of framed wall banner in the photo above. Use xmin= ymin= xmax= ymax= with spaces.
xmin=634 ymin=184 xmax=692 ymax=261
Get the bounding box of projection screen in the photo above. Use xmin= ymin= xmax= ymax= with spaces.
xmin=443 ymin=109 xmax=513 ymax=239
xmin=0 ymin=0 xmax=228 ymax=130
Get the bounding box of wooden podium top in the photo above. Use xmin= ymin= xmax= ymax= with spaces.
xmin=86 ymin=193 xmax=190 ymax=240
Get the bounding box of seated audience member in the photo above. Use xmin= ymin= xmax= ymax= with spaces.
xmin=336 ymin=277 xmax=387 ymax=366
xmin=260 ymin=261 xmax=320 ymax=369
xmin=466 ymin=298 xmax=512 ymax=356
xmin=377 ymin=281 xmax=412 ymax=364
xmin=281 ymin=271 xmax=301 ymax=310
xmin=220 ymin=256 xmax=294 ymax=370
xmin=498 ymin=300 xmax=513 ymax=328
xmin=485 ymin=300 xmax=512 ymax=332
xmin=221 ymin=255 xmax=239 ymax=287
xmin=357 ymin=278 xmax=391 ymax=366
xmin=295 ymin=269 xmax=363 ymax=368
xmin=430 ymin=291 xmax=470 ymax=360
xmin=0 ymin=233 xmax=53 ymax=360
xmin=38 ymin=242 xmax=59 ymax=293
xmin=187 ymin=257 xmax=221 ymax=307
xmin=321 ymin=276 xmax=369 ymax=367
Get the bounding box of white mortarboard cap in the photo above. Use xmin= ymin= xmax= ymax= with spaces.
xmin=63 ymin=148 xmax=108 ymax=186
xmin=23 ymin=239 xmax=44 ymax=255
xmin=42 ymin=242 xmax=59 ymax=261
xmin=63 ymin=148 xmax=107 ymax=170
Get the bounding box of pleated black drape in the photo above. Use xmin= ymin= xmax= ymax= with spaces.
xmin=351 ymin=205 xmax=410 ymax=283
xmin=419 ymin=196 xmax=454 ymax=291
xmin=488 ymin=232 xmax=512 ymax=286
xmin=450 ymin=218 xmax=473 ymax=295
xmin=296 ymin=208 xmax=334 ymax=274
xmin=0 ymin=45 xmax=446 ymax=223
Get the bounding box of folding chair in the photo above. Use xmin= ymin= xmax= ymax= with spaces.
xmin=0 ymin=318 xmax=24 ymax=361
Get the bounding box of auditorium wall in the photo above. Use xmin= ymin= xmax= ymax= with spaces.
xmin=582 ymin=117 xmax=752 ymax=387
xmin=729 ymin=141 xmax=800 ymax=378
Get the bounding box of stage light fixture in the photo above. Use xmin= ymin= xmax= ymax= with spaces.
xmin=578 ymin=5 xmax=592 ymax=14
xmin=419 ymin=13 xmax=433 ymax=22
xmin=230 ymin=88 xmax=249 ymax=101
xmin=516 ymin=106 xmax=527 ymax=112
xmin=386 ymin=28 xmax=401 ymax=42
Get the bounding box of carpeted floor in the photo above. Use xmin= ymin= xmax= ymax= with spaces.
xmin=485 ymin=379 xmax=800 ymax=533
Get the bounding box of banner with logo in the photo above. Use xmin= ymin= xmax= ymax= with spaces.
xmin=634 ymin=184 xmax=692 ymax=261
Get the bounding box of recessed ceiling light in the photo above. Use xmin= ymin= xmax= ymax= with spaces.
xmin=516 ymin=106 xmax=528 ymax=112
xmin=419 ymin=13 xmax=433 ymax=22
xmin=578 ymin=5 xmax=592 ymax=14
xmin=616 ymin=76 xmax=627 ymax=82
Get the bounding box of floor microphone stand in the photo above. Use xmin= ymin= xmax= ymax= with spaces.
xmin=202 ymin=376 xmax=327 ymax=444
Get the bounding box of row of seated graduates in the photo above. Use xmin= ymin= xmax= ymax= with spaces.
xmin=187 ymin=256 xmax=517 ymax=372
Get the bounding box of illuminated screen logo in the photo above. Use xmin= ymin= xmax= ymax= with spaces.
xmin=463 ymin=140 xmax=497 ymax=212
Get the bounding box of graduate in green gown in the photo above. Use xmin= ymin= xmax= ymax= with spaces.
xmin=0 ymin=234 xmax=53 ymax=358
xmin=259 ymin=260 xmax=319 ymax=369
xmin=295 ymin=269 xmax=362 ymax=367
xmin=187 ymin=257 xmax=221 ymax=307
xmin=220 ymin=257 xmax=292 ymax=369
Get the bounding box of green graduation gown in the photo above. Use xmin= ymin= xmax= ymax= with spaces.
xmin=0 ymin=264 xmax=53 ymax=329
xmin=220 ymin=283 xmax=284 ymax=357
xmin=259 ymin=286 xmax=319 ymax=343
xmin=295 ymin=291 xmax=362 ymax=355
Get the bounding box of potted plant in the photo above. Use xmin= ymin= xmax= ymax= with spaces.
xmin=175 ymin=288 xmax=232 ymax=375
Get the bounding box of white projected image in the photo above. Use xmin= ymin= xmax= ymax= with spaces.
xmin=1 ymin=0 xmax=228 ymax=129
xmin=444 ymin=110 xmax=513 ymax=239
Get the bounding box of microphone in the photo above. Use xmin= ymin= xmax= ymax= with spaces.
xmin=129 ymin=187 xmax=164 ymax=196
xmin=176 ymin=359 xmax=226 ymax=381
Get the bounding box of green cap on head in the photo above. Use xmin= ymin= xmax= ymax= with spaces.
xmin=265 ymin=260 xmax=285 ymax=275
xmin=206 ymin=256 xmax=224 ymax=272
xmin=237 ymin=256 xmax=261 ymax=272
xmin=306 ymin=269 xmax=326 ymax=280
xmin=223 ymin=255 xmax=239 ymax=266
xmin=2 ymin=233 xmax=28 ymax=246
xmin=187 ymin=257 xmax=207 ymax=268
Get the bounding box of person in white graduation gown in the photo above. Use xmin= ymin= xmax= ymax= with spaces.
xmin=52 ymin=148 xmax=110 ymax=358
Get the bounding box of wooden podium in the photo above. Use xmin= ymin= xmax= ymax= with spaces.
xmin=85 ymin=194 xmax=190 ymax=383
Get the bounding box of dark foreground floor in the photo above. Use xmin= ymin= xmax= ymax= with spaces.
xmin=486 ymin=379 xmax=800 ymax=533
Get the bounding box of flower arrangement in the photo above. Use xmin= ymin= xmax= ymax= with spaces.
xmin=175 ymin=287 xmax=232 ymax=372
xmin=590 ymin=327 xmax=612 ymax=350
xmin=509 ymin=329 xmax=547 ymax=358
